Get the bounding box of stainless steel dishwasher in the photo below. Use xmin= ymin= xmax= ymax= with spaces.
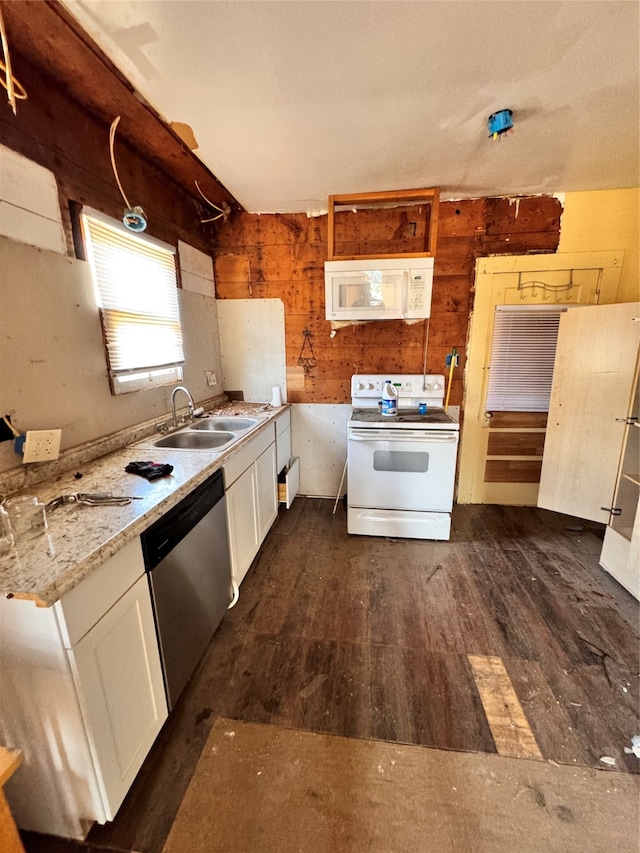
xmin=141 ymin=469 xmax=232 ymax=709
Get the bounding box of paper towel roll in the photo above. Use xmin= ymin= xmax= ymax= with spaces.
xmin=271 ymin=386 xmax=282 ymax=407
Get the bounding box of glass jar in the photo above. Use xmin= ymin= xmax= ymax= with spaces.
xmin=4 ymin=495 xmax=47 ymax=541
xmin=0 ymin=503 xmax=14 ymax=553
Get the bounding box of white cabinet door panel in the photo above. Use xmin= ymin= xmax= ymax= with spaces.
xmin=226 ymin=464 xmax=260 ymax=586
xmin=256 ymin=443 xmax=278 ymax=540
xmin=69 ymin=575 xmax=167 ymax=819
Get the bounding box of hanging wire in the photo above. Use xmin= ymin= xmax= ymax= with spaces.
xmin=108 ymin=117 xmax=148 ymax=231
xmin=297 ymin=327 xmax=317 ymax=374
xmin=0 ymin=7 xmax=27 ymax=115
xmin=195 ymin=180 xmax=226 ymax=223
xmin=109 ymin=116 xmax=131 ymax=209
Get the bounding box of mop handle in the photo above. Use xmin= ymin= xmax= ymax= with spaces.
xmin=444 ymin=347 xmax=457 ymax=411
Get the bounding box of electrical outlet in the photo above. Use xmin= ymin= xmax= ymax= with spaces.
xmin=22 ymin=429 xmax=62 ymax=463
xmin=206 ymin=371 xmax=217 ymax=386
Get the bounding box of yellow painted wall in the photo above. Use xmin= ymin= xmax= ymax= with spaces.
xmin=558 ymin=189 xmax=640 ymax=302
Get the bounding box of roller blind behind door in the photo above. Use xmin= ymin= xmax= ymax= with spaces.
xmin=486 ymin=305 xmax=569 ymax=413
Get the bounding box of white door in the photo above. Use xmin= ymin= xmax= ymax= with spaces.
xmin=538 ymin=302 xmax=640 ymax=523
xmin=69 ymin=575 xmax=167 ymax=819
xmin=458 ymin=251 xmax=623 ymax=506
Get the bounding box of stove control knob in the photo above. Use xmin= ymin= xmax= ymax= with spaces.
xmin=356 ymin=382 xmax=365 ymax=391
xmin=424 ymin=382 xmax=432 ymax=391
xmin=433 ymin=382 xmax=442 ymax=391
xmin=366 ymin=382 xmax=374 ymax=390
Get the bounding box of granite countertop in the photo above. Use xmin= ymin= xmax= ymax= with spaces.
xmin=0 ymin=404 xmax=288 ymax=607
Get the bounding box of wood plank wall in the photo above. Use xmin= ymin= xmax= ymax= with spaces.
xmin=212 ymin=197 xmax=562 ymax=405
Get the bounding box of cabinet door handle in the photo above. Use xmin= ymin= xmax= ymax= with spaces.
xmin=600 ymin=506 xmax=622 ymax=516
xmin=615 ymin=416 xmax=638 ymax=424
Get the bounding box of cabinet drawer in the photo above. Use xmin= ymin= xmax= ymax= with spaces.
xmin=276 ymin=409 xmax=291 ymax=436
xmin=56 ymin=538 xmax=145 ymax=649
xmin=278 ymin=457 xmax=299 ymax=509
xmin=223 ymin=423 xmax=276 ymax=488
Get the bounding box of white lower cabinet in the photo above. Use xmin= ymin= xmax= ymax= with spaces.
xmin=0 ymin=538 xmax=167 ymax=839
xmin=226 ymin=463 xmax=261 ymax=585
xmin=68 ymin=574 xmax=167 ymax=818
xmin=225 ymin=424 xmax=278 ymax=586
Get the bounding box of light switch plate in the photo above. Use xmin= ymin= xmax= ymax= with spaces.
xmin=23 ymin=429 xmax=62 ymax=463
xmin=206 ymin=371 xmax=217 ymax=386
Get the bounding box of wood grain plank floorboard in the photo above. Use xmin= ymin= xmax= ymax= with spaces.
xmin=503 ymin=657 xmax=593 ymax=768
xmin=468 ymin=654 xmax=542 ymax=760
xmin=401 ymin=648 xmax=496 ymax=753
xmin=459 ymin=544 xmax=545 ymax=661
xmin=445 ymin=545 xmax=518 ymax=658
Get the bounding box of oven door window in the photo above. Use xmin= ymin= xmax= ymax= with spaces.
xmin=373 ymin=450 xmax=430 ymax=473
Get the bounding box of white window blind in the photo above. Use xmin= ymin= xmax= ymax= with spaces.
xmin=82 ymin=211 xmax=184 ymax=393
xmin=486 ymin=305 xmax=568 ymax=412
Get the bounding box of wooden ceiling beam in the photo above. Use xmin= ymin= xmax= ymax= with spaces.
xmin=0 ymin=0 xmax=242 ymax=213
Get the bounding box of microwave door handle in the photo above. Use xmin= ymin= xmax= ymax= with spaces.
xmin=402 ymin=270 xmax=409 ymax=315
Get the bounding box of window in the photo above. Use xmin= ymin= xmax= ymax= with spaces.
xmin=486 ymin=305 xmax=569 ymax=412
xmin=82 ymin=209 xmax=184 ymax=394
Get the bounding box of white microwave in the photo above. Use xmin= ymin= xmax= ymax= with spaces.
xmin=324 ymin=257 xmax=434 ymax=321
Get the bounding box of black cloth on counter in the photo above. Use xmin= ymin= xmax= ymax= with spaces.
xmin=125 ymin=461 xmax=174 ymax=481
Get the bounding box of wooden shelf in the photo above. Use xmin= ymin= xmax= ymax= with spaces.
xmin=327 ymin=188 xmax=440 ymax=261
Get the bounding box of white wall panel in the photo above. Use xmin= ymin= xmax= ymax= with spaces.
xmin=291 ymin=404 xmax=351 ymax=498
xmin=178 ymin=240 xmax=214 ymax=280
xmin=0 ymin=145 xmax=65 ymax=254
xmin=178 ymin=241 xmax=216 ymax=297
xmin=180 ymin=270 xmax=215 ymax=298
xmin=217 ymin=299 xmax=285 ymax=403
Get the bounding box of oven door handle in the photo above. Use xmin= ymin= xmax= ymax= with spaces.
xmin=348 ymin=429 xmax=458 ymax=442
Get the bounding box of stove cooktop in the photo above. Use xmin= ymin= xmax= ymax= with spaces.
xmin=349 ymin=406 xmax=459 ymax=429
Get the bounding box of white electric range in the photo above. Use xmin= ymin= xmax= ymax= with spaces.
xmin=347 ymin=374 xmax=460 ymax=540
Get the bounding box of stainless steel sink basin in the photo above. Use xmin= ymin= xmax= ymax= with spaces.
xmin=191 ymin=417 xmax=258 ymax=431
xmin=154 ymin=431 xmax=236 ymax=450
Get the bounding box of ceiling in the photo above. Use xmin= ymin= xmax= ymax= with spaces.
xmin=61 ymin=0 xmax=639 ymax=214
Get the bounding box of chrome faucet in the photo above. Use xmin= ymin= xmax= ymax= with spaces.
xmin=171 ymin=385 xmax=195 ymax=428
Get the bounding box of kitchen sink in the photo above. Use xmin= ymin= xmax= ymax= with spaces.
xmin=142 ymin=413 xmax=265 ymax=452
xmin=191 ymin=417 xmax=258 ymax=431
xmin=154 ymin=431 xmax=236 ymax=450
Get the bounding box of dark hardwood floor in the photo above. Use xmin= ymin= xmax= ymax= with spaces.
xmin=22 ymin=500 xmax=640 ymax=853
